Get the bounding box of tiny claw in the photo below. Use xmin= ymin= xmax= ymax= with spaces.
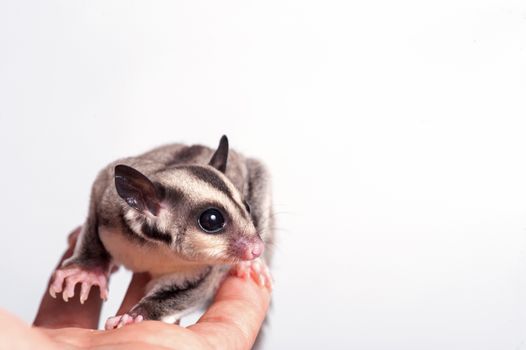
xmin=266 ymin=280 xmax=273 ymax=291
xmin=117 ymin=314 xmax=132 ymax=329
xmin=264 ymin=266 xmax=273 ymax=290
xmin=100 ymin=287 xmax=109 ymax=301
xmin=106 ymin=313 xmax=144 ymax=330
xmin=231 ymin=259 xmax=273 ymax=291
xmin=49 ymin=270 xmax=66 ymax=299
xmin=63 ymin=280 xmax=77 ymax=302
xmin=252 ymin=261 xmax=261 ymax=273
xmin=79 ymin=282 xmax=91 ymax=304
xmin=105 ymin=315 xmax=121 ymax=330
xmin=258 ymin=273 xmax=266 ymax=287
xmin=49 ymin=266 xmax=109 ymax=303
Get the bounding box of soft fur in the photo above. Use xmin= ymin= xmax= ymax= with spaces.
xmin=60 ymin=136 xmax=274 ymax=322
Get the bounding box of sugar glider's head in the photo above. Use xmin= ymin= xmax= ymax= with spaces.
xmin=114 ymin=135 xmax=264 ymax=264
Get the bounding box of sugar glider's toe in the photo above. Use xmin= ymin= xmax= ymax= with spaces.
xmin=231 ymin=259 xmax=273 ymax=290
xmin=49 ymin=266 xmax=109 ymax=303
xmin=105 ymin=313 xmax=144 ymax=330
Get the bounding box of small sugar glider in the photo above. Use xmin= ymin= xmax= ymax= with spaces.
xmin=49 ymin=135 xmax=274 ymax=329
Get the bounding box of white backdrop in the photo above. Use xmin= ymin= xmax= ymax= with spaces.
xmin=1 ymin=1 xmax=526 ymax=349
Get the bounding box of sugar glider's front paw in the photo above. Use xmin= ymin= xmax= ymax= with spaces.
xmin=105 ymin=313 xmax=144 ymax=330
xmin=49 ymin=266 xmax=109 ymax=303
xmin=231 ymin=259 xmax=273 ymax=290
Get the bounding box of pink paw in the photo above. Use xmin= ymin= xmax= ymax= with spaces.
xmin=105 ymin=313 xmax=144 ymax=330
xmin=231 ymin=259 xmax=273 ymax=290
xmin=49 ymin=266 xmax=109 ymax=304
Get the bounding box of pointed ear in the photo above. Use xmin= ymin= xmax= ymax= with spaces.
xmin=114 ymin=165 xmax=161 ymax=215
xmin=209 ymin=135 xmax=229 ymax=173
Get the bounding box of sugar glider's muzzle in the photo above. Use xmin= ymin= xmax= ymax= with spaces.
xmin=231 ymin=236 xmax=265 ymax=260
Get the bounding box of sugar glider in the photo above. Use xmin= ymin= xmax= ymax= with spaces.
xmin=48 ymin=135 xmax=274 ymax=329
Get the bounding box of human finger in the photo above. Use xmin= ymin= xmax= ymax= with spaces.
xmin=33 ymin=227 xmax=104 ymax=329
xmin=188 ymin=267 xmax=272 ymax=350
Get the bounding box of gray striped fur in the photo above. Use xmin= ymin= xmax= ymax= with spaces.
xmin=62 ymin=136 xmax=274 ymax=323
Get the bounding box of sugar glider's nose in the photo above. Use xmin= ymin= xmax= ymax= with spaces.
xmin=233 ymin=236 xmax=265 ymax=260
xmin=247 ymin=239 xmax=264 ymax=260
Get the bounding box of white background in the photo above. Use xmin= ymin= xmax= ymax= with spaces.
xmin=1 ymin=0 xmax=526 ymax=349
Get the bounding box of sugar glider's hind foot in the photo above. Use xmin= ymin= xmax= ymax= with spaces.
xmin=105 ymin=313 xmax=144 ymax=330
xmin=231 ymin=259 xmax=273 ymax=290
xmin=49 ymin=265 xmax=109 ymax=303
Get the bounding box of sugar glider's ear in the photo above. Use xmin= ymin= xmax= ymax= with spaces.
xmin=114 ymin=164 xmax=161 ymax=215
xmin=209 ymin=135 xmax=229 ymax=173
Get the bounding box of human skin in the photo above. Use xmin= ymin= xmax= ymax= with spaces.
xmin=0 ymin=228 xmax=271 ymax=350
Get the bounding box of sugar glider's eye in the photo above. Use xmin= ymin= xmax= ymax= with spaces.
xmin=198 ymin=208 xmax=226 ymax=233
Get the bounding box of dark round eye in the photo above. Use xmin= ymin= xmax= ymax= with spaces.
xmin=198 ymin=208 xmax=226 ymax=233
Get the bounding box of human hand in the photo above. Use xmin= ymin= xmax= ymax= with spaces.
xmin=0 ymin=228 xmax=272 ymax=350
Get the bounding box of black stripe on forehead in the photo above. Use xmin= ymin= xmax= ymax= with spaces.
xmin=186 ymin=165 xmax=235 ymax=200
xmin=185 ymin=165 xmax=248 ymax=219
xmin=166 ymin=145 xmax=207 ymax=167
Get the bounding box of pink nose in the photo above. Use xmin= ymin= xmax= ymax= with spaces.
xmin=239 ymin=238 xmax=265 ymax=260
xmin=249 ymin=240 xmax=264 ymax=259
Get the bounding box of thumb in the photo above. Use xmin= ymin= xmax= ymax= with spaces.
xmin=189 ymin=265 xmax=272 ymax=350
